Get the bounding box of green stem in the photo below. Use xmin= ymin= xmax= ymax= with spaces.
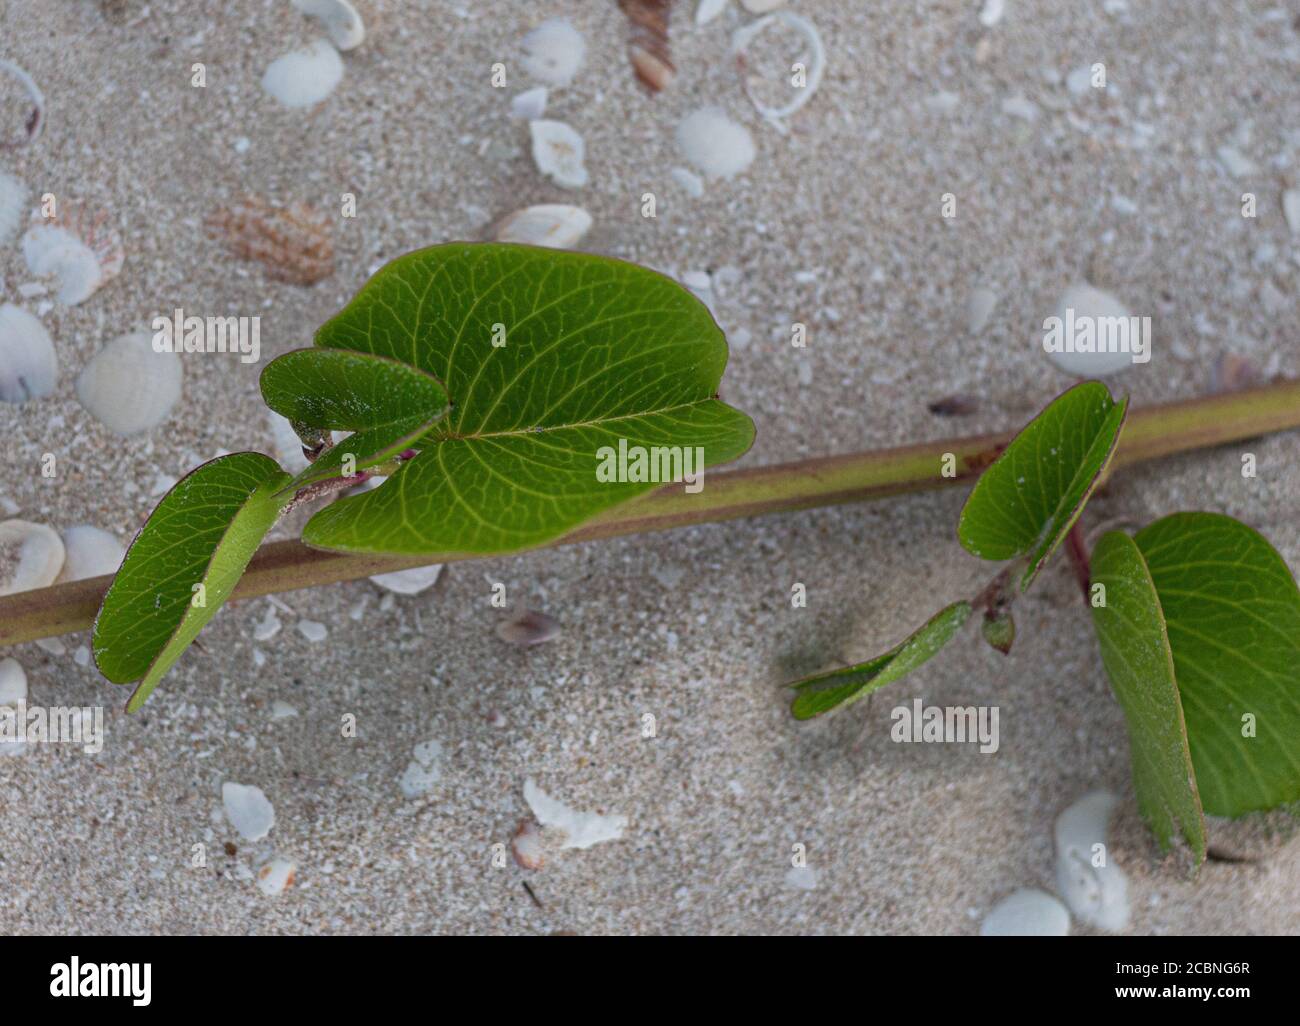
xmin=3 ymin=379 xmax=1299 ymax=647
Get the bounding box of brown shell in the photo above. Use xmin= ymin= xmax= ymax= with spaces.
xmin=205 ymin=196 xmax=334 ymax=286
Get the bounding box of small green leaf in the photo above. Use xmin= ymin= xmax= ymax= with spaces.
xmin=1135 ymin=512 xmax=1300 ymax=818
xmin=789 ymin=601 xmax=972 ymax=720
xmin=92 ymin=453 xmax=290 ymax=712
xmin=1090 ymin=529 xmax=1206 ymax=860
xmin=981 ymin=610 xmax=1016 ymax=656
xmin=958 ymin=381 xmax=1128 ymax=590
xmin=260 ymin=349 xmax=450 ymax=493
xmin=299 ymin=243 xmax=755 ymax=556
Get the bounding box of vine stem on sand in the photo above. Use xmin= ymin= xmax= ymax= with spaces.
xmin=3 ymin=379 xmax=1300 ymax=646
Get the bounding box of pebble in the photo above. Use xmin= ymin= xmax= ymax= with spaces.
xmin=980 ymin=889 xmax=1071 ymax=936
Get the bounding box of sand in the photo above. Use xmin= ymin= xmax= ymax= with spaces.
xmin=0 ymin=0 xmax=1297 ymax=934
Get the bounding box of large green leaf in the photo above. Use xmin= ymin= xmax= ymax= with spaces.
xmin=260 ymin=348 xmax=450 ymax=493
xmin=789 ymin=601 xmax=972 ymax=720
xmin=298 ymin=243 xmax=755 ymax=555
xmin=958 ymin=381 xmax=1128 ymax=590
xmin=92 ymin=453 xmax=290 ymax=712
xmin=1135 ymin=513 xmax=1300 ymax=818
xmin=1090 ymin=530 xmax=1206 ymax=859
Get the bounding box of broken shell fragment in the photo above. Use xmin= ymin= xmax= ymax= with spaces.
xmin=0 ymin=303 xmax=57 ymax=403
xmin=0 ymin=59 xmax=45 ymax=150
xmin=369 ymin=563 xmax=443 ymax=595
xmin=0 ymin=519 xmax=66 ymax=596
xmin=494 ymin=204 xmax=592 ymax=249
xmin=696 ymin=0 xmax=729 ymax=25
xmin=22 ymin=202 xmax=125 ymax=306
xmin=510 ymin=87 xmax=548 ymax=120
xmin=529 ymin=120 xmax=588 ymax=189
xmin=520 ymin=19 xmax=586 ymax=87
xmin=261 ymin=39 xmax=344 ymax=108
xmin=496 ymin=610 xmax=561 ymax=646
xmin=676 ymin=107 xmax=756 ymax=179
xmin=56 ymin=525 xmax=126 ymax=583
xmin=523 ymin=778 xmax=627 ymax=850
xmin=206 ymin=196 xmax=334 ymax=285
xmin=731 ymin=11 xmax=826 ymax=121
xmin=292 ymin=0 xmax=365 ymax=51
xmin=76 ymin=331 xmax=182 ymax=436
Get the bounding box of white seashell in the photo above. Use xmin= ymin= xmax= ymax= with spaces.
xmin=56 ymin=525 xmax=125 ymax=583
xmin=76 ymin=331 xmax=182 ymax=436
xmin=0 ymin=519 xmax=65 ymax=596
xmin=1054 ymin=790 xmax=1130 ymax=931
xmin=741 ymin=0 xmax=785 ymax=11
xmin=22 ymin=203 xmax=124 ymax=306
xmin=0 ymin=169 xmax=27 ymax=244
xmin=297 ymin=619 xmax=328 ymax=642
xmin=520 ymin=19 xmax=586 ymax=87
xmin=0 ymin=657 xmax=27 ymax=706
xmin=966 ymin=286 xmax=998 ymax=334
xmin=494 ymin=204 xmax=592 ymax=249
xmin=978 ymin=0 xmax=1005 ymax=28
xmin=676 ymin=108 xmax=756 ymax=179
xmin=1283 ymin=188 xmax=1300 ymax=236
xmin=261 ymin=39 xmax=344 ymax=108
xmin=731 ymin=12 xmax=826 ymax=121
xmin=0 ymin=59 xmax=45 ymax=149
xmin=292 ymin=0 xmax=365 ymax=51
xmin=256 ymin=857 xmax=296 ymax=896
xmin=510 ymin=87 xmax=548 ymax=120
xmin=1045 ymin=283 xmax=1143 ymax=377
xmin=222 ymin=781 xmax=275 ymax=841
xmin=523 ymin=778 xmax=626 ymax=850
xmin=0 ymin=657 xmax=27 ymax=758
xmin=529 ymin=119 xmax=588 ymax=189
xmin=696 ymin=0 xmax=729 ymax=24
xmin=496 ymin=610 xmax=561 ymax=646
xmin=267 ymin=410 xmax=312 ymax=473
xmin=398 ymin=739 xmax=443 ymax=797
xmin=0 ymin=303 xmax=57 ymax=403
xmin=369 ymin=562 xmax=444 ymax=595
xmin=980 ymin=889 xmax=1070 ymax=936
xmin=670 ymin=167 xmax=705 ymax=197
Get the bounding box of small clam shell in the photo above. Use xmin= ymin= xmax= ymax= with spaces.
xmin=0 ymin=168 xmax=27 ymax=244
xmin=369 ymin=563 xmax=443 ymax=595
xmin=529 ymin=119 xmax=588 ymax=189
xmin=494 ymin=204 xmax=592 ymax=249
xmin=22 ymin=202 xmax=124 ymax=306
xmin=496 ymin=610 xmax=561 ymax=646
xmin=1045 ymin=283 xmax=1141 ymax=377
xmin=261 ymin=39 xmax=344 ymax=108
xmin=76 ymin=331 xmax=182 ymax=436
xmin=292 ymin=0 xmax=365 ymax=51
xmin=56 ymin=525 xmax=126 ymax=583
xmin=0 ymin=519 xmax=65 ymax=596
xmin=0 ymin=303 xmax=57 ymax=403
xmin=676 ymin=107 xmax=756 ymax=179
xmin=520 ymin=19 xmax=586 ymax=87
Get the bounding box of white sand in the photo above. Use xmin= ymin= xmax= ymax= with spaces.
xmin=0 ymin=0 xmax=1297 ymax=933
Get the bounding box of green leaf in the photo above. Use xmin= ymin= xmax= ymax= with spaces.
xmin=92 ymin=452 xmax=290 ymax=713
xmin=1135 ymin=513 xmax=1300 ymax=818
xmin=1090 ymin=529 xmax=1206 ymax=860
xmin=298 ymin=243 xmax=755 ymax=555
xmin=260 ymin=348 xmax=450 ymax=493
xmin=789 ymin=601 xmax=972 ymax=720
xmin=958 ymin=381 xmax=1128 ymax=590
